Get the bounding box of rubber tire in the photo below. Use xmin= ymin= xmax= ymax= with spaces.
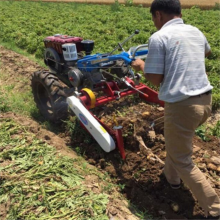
xmin=31 ymin=70 xmax=68 ymax=123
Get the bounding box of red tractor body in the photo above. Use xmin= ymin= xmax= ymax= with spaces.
xmin=44 ymin=35 xmax=84 ymax=54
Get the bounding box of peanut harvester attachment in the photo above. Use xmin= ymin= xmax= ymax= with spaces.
xmin=31 ymin=30 xmax=164 ymax=159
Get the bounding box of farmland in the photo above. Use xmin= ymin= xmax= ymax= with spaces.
xmin=0 ymin=1 xmax=220 ymax=220
xmin=0 ymin=0 xmax=220 ymax=108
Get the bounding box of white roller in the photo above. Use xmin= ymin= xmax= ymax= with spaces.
xmin=67 ymin=96 xmax=116 ymax=152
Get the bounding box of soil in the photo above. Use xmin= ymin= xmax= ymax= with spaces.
xmin=0 ymin=45 xmax=220 ymax=220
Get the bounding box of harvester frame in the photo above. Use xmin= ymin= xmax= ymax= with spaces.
xmin=31 ymin=30 xmax=164 ymax=159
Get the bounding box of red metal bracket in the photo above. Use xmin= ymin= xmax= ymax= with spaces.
xmin=78 ymin=78 xmax=164 ymax=159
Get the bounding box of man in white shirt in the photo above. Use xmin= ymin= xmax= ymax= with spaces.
xmin=132 ymin=0 xmax=220 ymax=218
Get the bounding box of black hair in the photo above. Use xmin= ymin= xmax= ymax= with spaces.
xmin=150 ymin=0 xmax=181 ymax=16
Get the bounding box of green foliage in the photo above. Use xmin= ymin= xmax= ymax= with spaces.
xmin=111 ymin=0 xmax=121 ymax=12
xmin=65 ymin=116 xmax=92 ymax=143
xmin=195 ymin=124 xmax=211 ymax=141
xmin=0 ymin=94 xmax=11 ymax=112
xmin=0 ymin=1 xmax=219 ymax=111
xmin=212 ymin=93 xmax=220 ymax=110
xmin=0 ymin=73 xmax=37 ymax=116
xmin=213 ymin=2 xmax=220 ymax=10
xmin=211 ymin=120 xmax=220 ymax=137
xmin=0 ymin=1 xmax=152 ymax=57
xmin=0 ymin=119 xmax=109 ymax=219
xmin=125 ymin=0 xmax=133 ymax=7
xmin=196 ymin=120 xmax=220 ymax=140
xmin=129 ymin=203 xmax=154 ymax=220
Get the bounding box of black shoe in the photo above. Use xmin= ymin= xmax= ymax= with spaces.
xmin=159 ymin=170 xmax=181 ymax=189
xmin=170 ymin=183 xmax=181 ymax=189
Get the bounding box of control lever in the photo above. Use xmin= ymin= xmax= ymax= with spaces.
xmin=109 ymin=30 xmax=140 ymax=55
xmin=122 ymin=79 xmax=149 ymax=99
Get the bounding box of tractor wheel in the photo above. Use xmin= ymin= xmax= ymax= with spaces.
xmin=31 ymin=70 xmax=68 ymax=123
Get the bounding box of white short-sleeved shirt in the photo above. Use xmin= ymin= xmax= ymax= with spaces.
xmin=144 ymin=18 xmax=213 ymax=103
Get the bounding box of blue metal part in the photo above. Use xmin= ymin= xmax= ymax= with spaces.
xmin=77 ymin=49 xmax=148 ymax=72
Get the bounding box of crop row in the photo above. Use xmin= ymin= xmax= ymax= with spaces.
xmin=0 ymin=1 xmax=219 ymax=108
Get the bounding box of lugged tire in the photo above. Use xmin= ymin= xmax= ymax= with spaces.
xmin=31 ymin=70 xmax=68 ymax=123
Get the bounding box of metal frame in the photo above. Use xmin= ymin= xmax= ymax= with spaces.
xmin=78 ymin=78 xmax=164 ymax=159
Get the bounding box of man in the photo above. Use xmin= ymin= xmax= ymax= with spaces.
xmin=132 ymin=0 xmax=220 ymax=218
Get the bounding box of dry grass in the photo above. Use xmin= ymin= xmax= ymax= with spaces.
xmin=33 ymin=0 xmax=218 ymax=9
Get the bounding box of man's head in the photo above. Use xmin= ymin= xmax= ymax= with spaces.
xmin=150 ymin=0 xmax=182 ymax=30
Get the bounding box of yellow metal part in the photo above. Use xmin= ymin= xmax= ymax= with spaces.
xmin=81 ymin=88 xmax=96 ymax=108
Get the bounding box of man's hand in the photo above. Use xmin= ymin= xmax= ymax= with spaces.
xmin=131 ymin=58 xmax=163 ymax=87
xmin=131 ymin=59 xmax=145 ymax=72
xmin=205 ymin=50 xmax=211 ymax=57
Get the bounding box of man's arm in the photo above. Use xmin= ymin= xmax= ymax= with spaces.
xmin=131 ymin=59 xmax=164 ymax=87
xmin=205 ymin=50 xmax=211 ymax=57
xmin=205 ymin=50 xmax=212 ymax=75
xmin=145 ymin=73 xmax=164 ymax=87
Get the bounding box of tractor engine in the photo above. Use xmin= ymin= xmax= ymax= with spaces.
xmin=44 ymin=34 xmax=129 ymax=90
xmin=43 ymin=34 xmax=129 ymax=90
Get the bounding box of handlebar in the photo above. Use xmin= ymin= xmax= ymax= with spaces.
xmin=109 ymin=29 xmax=140 ymax=55
xmin=129 ymin=44 xmax=148 ymax=59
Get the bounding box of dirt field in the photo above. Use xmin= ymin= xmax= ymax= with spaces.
xmin=1 ymin=45 xmax=220 ymax=219
xmin=29 ymin=0 xmax=218 ymax=9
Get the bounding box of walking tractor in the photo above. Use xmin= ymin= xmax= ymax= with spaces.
xmin=31 ymin=30 xmax=164 ymax=159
